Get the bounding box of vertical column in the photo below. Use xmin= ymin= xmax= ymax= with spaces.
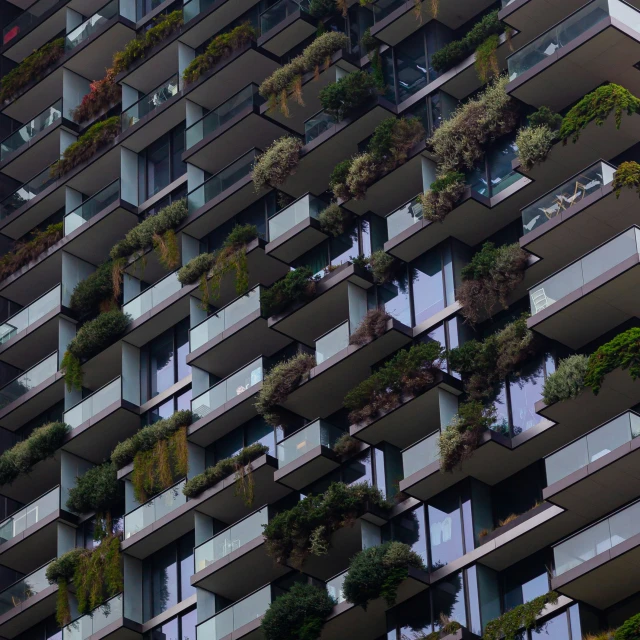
xmin=122 ymin=342 xmax=141 ymax=406
xmin=121 ymin=147 xmax=139 ymax=206
xmin=64 ymin=186 xmax=84 ymax=235
xmin=62 ymin=69 xmax=91 ymax=122
xmin=421 ymin=156 xmax=437 ymax=191
xmin=178 ymin=42 xmax=196 ymax=92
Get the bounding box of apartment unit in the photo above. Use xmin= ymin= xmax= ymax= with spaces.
xmin=0 ymin=0 xmax=638 ymax=639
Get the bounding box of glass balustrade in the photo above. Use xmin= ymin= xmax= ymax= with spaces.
xmin=260 ymin=0 xmax=310 ymax=34
xmin=522 ymin=161 xmax=616 ymax=235
xmin=0 ymin=563 xmax=50 ymax=616
xmin=196 ymin=585 xmax=271 ymax=640
xmin=122 ymin=75 xmax=179 ymax=131
xmin=386 ymin=196 xmax=424 ymax=241
xmin=402 ymin=431 xmax=440 ymax=478
xmin=529 ymin=227 xmax=640 ymax=315
xmin=183 ymin=0 xmax=218 ymax=22
xmin=1 ymin=100 xmax=62 ymax=160
xmin=195 ymin=507 xmax=269 ymax=571
xmin=545 ymin=412 xmax=640 ymax=486
xmin=124 ymin=480 xmax=186 ymax=539
xmin=122 ymin=272 xmax=182 ymax=321
xmin=315 ymin=321 xmax=349 ymax=364
xmin=268 ymin=194 xmax=325 ymax=242
xmin=372 ymin=0 xmax=407 ymax=22
xmin=62 ymin=594 xmax=123 ymax=640
xmin=0 ymin=352 xmax=57 ymax=409
xmin=65 ymin=0 xmax=118 ymax=50
xmin=277 ymin=420 xmax=344 ymax=467
xmin=554 ymin=499 xmax=640 ymax=576
xmin=3 ymin=0 xmax=60 ymax=46
xmin=189 ymin=287 xmax=261 ymax=352
xmin=185 ymin=85 xmax=264 ymax=149
xmin=304 ymin=111 xmax=336 ymax=144
xmin=0 ymin=487 xmax=59 ymax=544
xmin=0 ymin=285 xmax=60 ymax=345
xmin=64 ymin=180 xmax=121 ymax=235
xmin=508 ymin=0 xmax=640 ymax=81
xmin=501 ymin=0 xmax=516 ymax=6
xmin=187 ymin=150 xmax=257 ymax=213
xmin=191 ymin=359 xmax=264 ymax=419
xmin=63 ymin=377 xmax=121 ymax=429
xmin=0 ymin=163 xmax=57 ymax=219
xmin=326 ymin=570 xmax=347 ymax=604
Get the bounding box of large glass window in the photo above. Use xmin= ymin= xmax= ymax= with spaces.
xmin=428 ymin=484 xmax=469 ymax=570
xmin=205 ymin=416 xmax=276 ymax=466
xmin=502 ymin=550 xmax=552 ymax=613
xmin=142 ymin=388 xmax=193 ymax=426
xmin=144 ymin=607 xmax=196 ymax=640
xmin=468 ymin=132 xmax=522 ymax=199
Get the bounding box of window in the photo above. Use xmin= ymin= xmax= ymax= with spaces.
xmin=205 ymin=416 xmax=276 ymax=466
xmin=141 ymin=184 xmax=188 ymax=220
xmin=14 ymin=615 xmax=61 ymax=640
xmin=142 ymin=388 xmax=192 ymax=426
xmin=468 ymin=132 xmax=522 ymax=199
xmin=384 ymin=505 xmax=428 ymax=566
xmin=140 ymin=319 xmax=190 ymax=403
xmin=145 ymin=607 xmax=196 ymax=640
xmin=142 ymin=532 xmax=195 ymax=621
xmin=428 ymin=484 xmax=470 ymax=570
xmin=501 ymin=549 xmax=552 ymax=613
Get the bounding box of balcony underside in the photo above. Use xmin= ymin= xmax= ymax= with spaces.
xmin=0 ymin=455 xmax=60 ymax=504
xmin=0 ymin=585 xmax=57 ymax=639
xmin=274 ymin=444 xmax=340 ymax=490
xmin=116 ymin=39 xmax=180 ymax=95
xmin=1 ymin=64 xmax=63 ymax=122
xmin=258 ymin=9 xmax=316 ymax=57
xmin=63 ymin=144 xmax=121 ymax=198
xmin=265 ymin=216 xmax=328 ymax=264
xmin=507 ymin=19 xmax=640 ymax=110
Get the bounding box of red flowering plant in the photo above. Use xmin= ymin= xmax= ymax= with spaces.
xmin=72 ymin=68 xmax=120 ymax=124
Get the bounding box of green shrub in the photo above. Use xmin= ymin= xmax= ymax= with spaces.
xmin=332 ymin=433 xmax=360 ymax=457
xmin=253 ymin=136 xmax=303 ymax=192
xmin=72 ymin=69 xmax=120 ymax=124
xmin=368 ymin=249 xmax=401 ymax=285
xmin=420 ymin=171 xmax=466 ymax=223
xmin=261 ymin=267 xmax=317 ymax=317
xmin=542 ymin=354 xmax=589 ymax=405
xmin=475 ymin=34 xmax=500 ymax=83
xmin=483 ymin=592 xmax=558 ymax=640
xmin=343 ymin=542 xmax=425 ymax=610
xmin=330 ymin=158 xmax=354 ymax=200
xmin=349 ymin=308 xmax=391 ymax=347
xmin=613 ymin=161 xmax=640 ymax=198
xmin=0 ymin=422 xmax=69 ymax=486
xmin=516 ymin=125 xmax=556 ymax=171
xmin=255 ymin=352 xmax=316 ymax=426
xmin=528 ymin=106 xmax=562 ymax=130
xmin=0 ymin=223 xmax=63 ymax=282
xmin=69 ymin=261 xmax=117 ymax=321
xmin=177 ymin=253 xmax=216 ymax=285
xmin=318 ymin=203 xmax=351 ymax=237
xmin=615 ymin=613 xmax=640 ymax=640
xmin=262 ymin=582 xmax=335 ymax=640
xmin=319 ymin=71 xmax=375 ymax=120
xmin=66 ymin=462 xmax=122 ymax=514
xmin=263 ymin=482 xmax=390 ymax=567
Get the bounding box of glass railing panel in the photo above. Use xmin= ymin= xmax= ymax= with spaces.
xmin=185 ymin=85 xmax=264 ymax=149
xmin=0 ymin=285 xmax=60 ymax=344
xmin=372 ymin=0 xmax=406 ymax=22
xmin=508 ymin=0 xmax=611 ymax=80
xmin=189 ymin=287 xmax=261 ymax=352
xmin=260 ymin=0 xmax=309 ymax=33
xmin=187 ymin=150 xmax=257 ymax=212
xmin=124 ymin=480 xmax=187 ymax=539
xmin=522 ymin=161 xmax=616 ymax=235
xmin=0 ymin=563 xmax=50 ymax=616
xmin=191 ymin=359 xmax=264 ymax=419
xmin=268 ymin=194 xmax=325 ymax=242
xmin=501 ymin=0 xmax=516 ymax=7
xmin=183 ymin=0 xmax=218 ymax=22
xmin=326 ymin=570 xmax=347 ymax=604
xmin=277 ymin=420 xmax=343 ymax=466
xmin=65 ymin=0 xmax=118 ymax=50
xmin=63 ymin=593 xmax=123 ymax=640
xmin=545 ymin=412 xmax=640 ymax=485
xmin=63 ymin=378 xmax=121 ymax=429
xmin=529 ymin=227 xmax=640 ymax=315
xmin=3 ymin=0 xmax=60 ymax=45
xmin=402 ymin=431 xmax=440 ymax=478
xmin=316 ymin=321 xmax=349 ymax=364
xmin=122 ymin=272 xmax=182 ymax=321
xmin=387 ymin=196 xmax=423 ymax=240
xmin=0 ymin=487 xmax=59 ymax=544
xmin=122 ymin=75 xmax=179 ymax=132
xmin=0 ymin=352 xmax=57 ymax=409
xmin=194 ymin=507 xmax=269 ymax=571
xmin=64 ymin=180 xmax=121 ymax=235
xmin=1 ymin=100 xmax=62 ymax=160
xmin=0 ymin=164 xmax=57 ymax=219
xmin=304 ymin=111 xmax=336 ymax=144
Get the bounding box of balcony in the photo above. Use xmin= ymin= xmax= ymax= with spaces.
xmin=507 ymin=0 xmax=640 ymax=110
xmin=0 ymin=99 xmax=62 ymax=181
xmin=0 ymin=352 xmax=58 ymax=414
xmin=61 ymin=594 xmax=135 ymax=640
xmin=192 ymin=506 xmax=290 ymax=599
xmin=274 ymin=420 xmax=343 ymax=490
xmin=266 ymin=193 xmax=328 ymax=262
xmin=187 ymin=286 xmax=290 ymax=378
xmin=551 ymin=498 xmax=640 ymax=608
xmin=122 ymin=74 xmax=179 ymax=132
xmin=62 ymin=377 xmax=139 ymax=463
xmin=544 ymin=411 xmax=640 ymax=520
xmin=0 ymin=562 xmax=56 ymax=637
xmin=258 ymin=0 xmax=316 ymax=56
xmin=528 ymin=226 xmax=640 ymax=348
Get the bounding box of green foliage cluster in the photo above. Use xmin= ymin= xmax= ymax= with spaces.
xmin=420 ymin=171 xmax=466 ymax=223
xmin=332 ymin=433 xmax=360 ymax=457
xmin=528 ymin=106 xmax=562 ymax=130
xmin=318 ymin=203 xmax=351 ymax=237
xmin=516 ymin=124 xmax=556 ymax=172
xmin=319 ymin=71 xmax=376 ymax=120
xmin=51 ymin=117 xmax=121 ymax=178
xmin=474 ymin=34 xmax=501 ymax=83
xmin=61 ymin=310 xmax=131 ymax=391
xmin=0 ymin=223 xmax=63 ymax=282
xmin=182 ymin=442 xmax=269 ymax=505
xmin=261 ymin=267 xmax=317 ymax=317
xmin=66 ymin=462 xmax=122 ymax=514
xmin=615 ymin=613 xmax=640 ymax=640
xmin=0 ymin=38 xmax=65 ymax=103
xmin=177 ymin=253 xmax=215 ymax=285
xmin=613 ymin=161 xmax=640 ymax=198
xmin=542 ymin=354 xmax=589 ymax=405
xmin=483 ymin=592 xmax=558 ymax=640
xmin=69 ymin=261 xmax=117 ymax=321
xmin=348 ymin=308 xmax=391 ymax=347
xmin=343 ymin=541 xmax=425 ymax=610
xmin=253 ymin=136 xmax=303 ymax=192
xmin=0 ymin=422 xmax=69 ymax=486
xmin=344 ymin=342 xmax=444 ymax=424
xmin=182 ymin=23 xmax=257 ymax=85
xmin=262 ymin=581 xmax=336 ymax=640
xmin=255 ymin=352 xmax=316 ymax=426
xmin=559 ymin=84 xmax=640 ymax=144
xmin=263 ymin=481 xmax=390 ymax=567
